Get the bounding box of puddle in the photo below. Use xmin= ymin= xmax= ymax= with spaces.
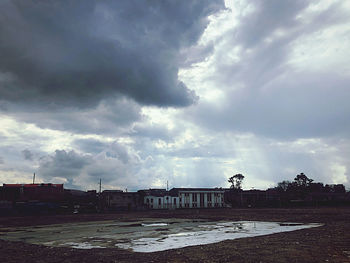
xmin=118 ymin=221 xmax=322 ymax=252
xmin=0 ymin=219 xmax=322 ymax=252
xmin=63 ymin=242 xmax=104 ymax=249
xmin=142 ymin=223 xmax=168 ymax=227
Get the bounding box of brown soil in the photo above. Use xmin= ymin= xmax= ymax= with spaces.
xmin=1 ymin=207 xmax=350 ymax=263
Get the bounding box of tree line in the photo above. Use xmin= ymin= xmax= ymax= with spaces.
xmin=226 ymin=173 xmax=348 ymax=207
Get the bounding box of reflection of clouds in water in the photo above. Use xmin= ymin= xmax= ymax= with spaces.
xmin=117 ymin=221 xmax=322 ymax=252
xmin=64 ymin=242 xmax=103 ymax=249
xmin=141 ymin=223 xmax=168 ymax=227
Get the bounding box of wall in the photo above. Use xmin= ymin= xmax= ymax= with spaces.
xmin=144 ymin=195 xmax=179 ymax=209
xmin=179 ymin=191 xmax=225 ymax=208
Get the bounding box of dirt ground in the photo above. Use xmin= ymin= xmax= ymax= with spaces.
xmin=0 ymin=207 xmax=350 ymax=263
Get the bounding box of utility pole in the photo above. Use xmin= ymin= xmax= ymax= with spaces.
xmin=98 ymin=178 xmax=102 ymax=213
xmin=166 ymin=180 xmax=169 ymax=209
xmin=33 ymin=173 xmax=35 ymax=184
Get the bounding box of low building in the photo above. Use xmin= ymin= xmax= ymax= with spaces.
xmin=101 ymin=190 xmax=140 ymax=211
xmin=63 ymin=189 xmax=98 ymax=212
xmin=172 ymin=188 xmax=226 ymax=209
xmin=140 ymin=189 xmax=178 ymax=209
xmin=141 ymin=188 xmax=226 ymax=209
xmin=1 ymin=183 xmax=64 ymax=202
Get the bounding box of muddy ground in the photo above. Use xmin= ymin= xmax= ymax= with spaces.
xmin=0 ymin=207 xmax=350 ymax=263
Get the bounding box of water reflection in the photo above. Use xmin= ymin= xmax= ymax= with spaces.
xmin=0 ymin=219 xmax=322 ymax=252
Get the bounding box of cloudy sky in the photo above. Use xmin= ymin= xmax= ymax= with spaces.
xmin=1 ymin=0 xmax=349 ymax=191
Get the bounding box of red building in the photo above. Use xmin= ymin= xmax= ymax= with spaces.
xmin=1 ymin=184 xmax=64 ymax=202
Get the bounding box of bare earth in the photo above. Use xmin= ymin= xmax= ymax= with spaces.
xmin=0 ymin=207 xmax=349 ymax=263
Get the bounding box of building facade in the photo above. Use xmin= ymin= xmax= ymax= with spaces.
xmin=174 ymin=188 xmax=226 ymax=209
xmin=142 ymin=188 xmax=226 ymax=209
xmin=101 ymin=190 xmax=140 ymax=211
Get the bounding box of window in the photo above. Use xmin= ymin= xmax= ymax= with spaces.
xmin=151 ymin=198 xmax=153 ymax=203
xmin=174 ymin=198 xmax=176 ymax=204
xmin=200 ymin=193 xmax=204 ymax=206
xmin=158 ymin=198 xmax=161 ymax=205
xmin=184 ymin=193 xmax=190 ymax=206
xmin=146 ymin=198 xmax=149 ymax=203
xmin=192 ymin=193 xmax=197 ymax=202
xmin=207 ymin=193 xmax=212 ymax=202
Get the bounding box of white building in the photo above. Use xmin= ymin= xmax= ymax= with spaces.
xmin=142 ymin=188 xmax=226 ymax=209
xmin=144 ymin=194 xmax=179 ymax=209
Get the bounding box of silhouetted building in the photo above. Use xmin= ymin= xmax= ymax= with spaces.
xmin=101 ymin=190 xmax=141 ymax=211
xmin=1 ymin=184 xmax=64 ymax=202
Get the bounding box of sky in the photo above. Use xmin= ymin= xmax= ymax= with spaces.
xmin=0 ymin=0 xmax=349 ymax=191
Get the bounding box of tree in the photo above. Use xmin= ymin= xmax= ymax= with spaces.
xmin=228 ymin=174 xmax=245 ymax=190
xmin=276 ymin=180 xmax=291 ymax=192
xmin=294 ymin=173 xmax=313 ymax=188
xmin=333 ymin=184 xmax=345 ymax=193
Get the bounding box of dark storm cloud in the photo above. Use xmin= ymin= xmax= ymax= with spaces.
xmin=0 ymin=0 xmax=224 ymax=108
xmin=38 ymin=149 xmax=94 ymax=188
xmin=38 ymin=144 xmax=140 ymax=189
xmin=39 ymin=150 xmax=92 ymax=177
xmin=5 ymin=97 xmax=141 ymax=135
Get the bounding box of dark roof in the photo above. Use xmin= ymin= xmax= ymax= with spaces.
xmin=139 ymin=187 xmax=228 ymax=197
xmin=170 ymin=187 xmax=226 ymax=191
xmin=102 ymin=190 xmax=123 ymax=193
xmin=169 ymin=187 xmax=227 ymax=196
xmin=144 ymin=189 xmax=167 ymax=197
xmin=3 ymin=184 xmax=63 ymax=188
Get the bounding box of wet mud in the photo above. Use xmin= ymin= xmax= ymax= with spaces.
xmin=0 ymin=207 xmax=349 ymax=262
